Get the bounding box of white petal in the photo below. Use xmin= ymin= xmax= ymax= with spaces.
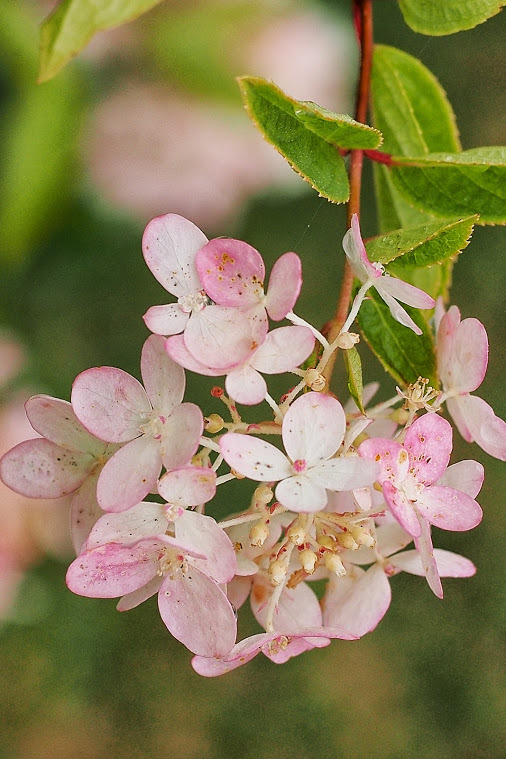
xmin=220 ymin=433 xmax=291 ymax=481
xmin=282 ymin=392 xmax=345 ymax=466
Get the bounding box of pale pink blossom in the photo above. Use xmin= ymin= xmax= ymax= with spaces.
xmin=358 ymin=414 xmax=483 ymax=539
xmin=220 ymin=392 xmax=379 ymax=512
xmin=142 ymin=214 xmax=256 ymax=369
xmin=342 ymin=215 xmax=435 ymax=335
xmin=166 ymin=326 xmax=314 ymax=405
xmin=437 ymin=305 xmax=506 ymax=460
xmin=71 ymin=334 xmax=203 ymax=511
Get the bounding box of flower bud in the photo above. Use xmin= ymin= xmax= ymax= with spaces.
xmin=304 ymin=368 xmax=326 ymax=391
xmin=299 ymin=548 xmax=317 ymax=574
xmin=336 ymin=331 xmax=360 ymax=350
xmin=250 ymin=521 xmax=269 ymax=547
xmin=205 ymin=413 xmax=224 ymax=433
xmin=254 ymin=484 xmax=273 ymax=505
xmin=287 ymin=524 xmax=306 ymax=545
xmin=324 ymin=553 xmax=346 ymax=576
xmin=269 ymin=559 xmax=288 ymax=586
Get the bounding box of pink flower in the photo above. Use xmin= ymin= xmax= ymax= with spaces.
xmin=71 ymin=334 xmax=203 ymax=512
xmin=67 ymin=507 xmax=237 ymax=657
xmin=342 ymin=215 xmax=435 ymax=335
xmin=220 ymin=392 xmax=379 ymax=512
xmin=437 ymin=305 xmax=506 ymax=460
xmin=358 ymin=414 xmax=483 ymax=539
xmin=142 ymin=214 xmax=256 ymax=369
xmin=166 ymin=325 xmax=314 ymax=405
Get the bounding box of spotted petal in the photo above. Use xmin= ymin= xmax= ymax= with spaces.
xmin=404 ymin=414 xmax=452 ymax=485
xmin=143 ymin=303 xmax=189 ymax=336
xmin=96 ymin=435 xmax=161 ymax=512
xmin=415 ymin=485 xmax=483 ymax=531
xmin=196 ymin=238 xmax=265 ymax=308
xmin=282 ymin=392 xmax=346 ymax=466
xmin=220 ymin=433 xmax=291 ymax=481
xmin=25 ymin=396 xmax=106 ymax=456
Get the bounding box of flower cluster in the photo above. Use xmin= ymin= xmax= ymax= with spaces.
xmin=1 ymin=213 xmax=504 ymax=675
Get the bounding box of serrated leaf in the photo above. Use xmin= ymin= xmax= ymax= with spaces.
xmin=357 ymin=290 xmax=437 ymax=388
xmin=39 ymin=0 xmax=164 ymax=82
xmin=366 ymin=216 xmax=477 ymax=268
xmin=238 ymin=77 xmax=382 ymax=203
xmin=398 ymin=0 xmax=503 ymax=36
xmin=344 ymin=347 xmax=364 ymax=413
xmin=391 ymin=148 xmax=506 ymax=224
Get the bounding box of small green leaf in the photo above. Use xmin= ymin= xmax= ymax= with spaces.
xmin=391 ymin=148 xmax=506 ymax=224
xmin=344 ymin=347 xmax=364 ymax=414
xmin=398 ymin=0 xmax=503 ymax=36
xmin=238 ymin=77 xmax=382 ymax=203
xmin=39 ymin=0 xmax=164 ymax=82
xmin=366 ymin=216 xmax=477 ymax=268
xmin=357 ymin=290 xmax=437 ymax=388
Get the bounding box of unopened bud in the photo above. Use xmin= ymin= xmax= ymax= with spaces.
xmin=287 ymin=524 xmax=306 ymax=545
xmin=317 ymin=534 xmax=335 ymax=550
xmin=254 ymin=484 xmax=273 ymax=506
xmin=349 ymin=525 xmax=375 ymax=548
xmin=324 ymin=553 xmax=347 ymax=576
xmin=205 ymin=414 xmax=224 ymax=433
xmin=249 ymin=522 xmax=269 ymax=547
xmin=304 ymin=368 xmax=326 ymax=391
xmin=269 ymin=559 xmax=288 ymax=586
xmin=230 ymin=468 xmax=245 ymax=480
xmin=299 ymin=548 xmax=317 ymax=574
xmin=336 ymin=331 xmax=360 ymax=350
xmin=336 ymin=532 xmax=359 ymax=550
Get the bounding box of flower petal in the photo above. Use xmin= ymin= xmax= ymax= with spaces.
xmin=251 ymin=574 xmax=322 ymax=632
xmin=448 ymin=394 xmax=506 ymax=461
xmin=96 ymin=435 xmax=161 ymax=512
xmin=375 ymin=286 xmax=423 ymax=334
xmin=70 ymin=471 xmax=104 ymax=553
xmin=86 ymin=501 xmax=167 ymax=549
xmin=343 ymin=214 xmax=380 ymax=282
xmin=165 ymin=335 xmax=223 ymax=376
xmin=0 ymin=439 xmax=93 ymax=499
xmin=416 ymin=485 xmax=483 ymax=531
xmin=282 ymin=392 xmax=345 ymax=465
xmin=377 ymin=275 xmax=435 ymax=309
xmin=184 ymin=307 xmax=254 ymax=369
xmin=158 ymin=568 xmax=237 ymax=656
xmin=225 ymin=365 xmax=266 ymax=405
xmin=196 ymin=238 xmax=265 ymax=308
xmin=323 ymin=563 xmax=391 ymax=637
xmin=383 ymin=480 xmax=421 ymax=537
xmin=220 ymin=433 xmax=291 ymax=481
xmin=251 ymin=326 xmax=315 ymax=374
xmin=309 ymin=456 xmax=379 ymax=492
xmin=176 ymin=511 xmax=237 ymax=583
xmin=25 ymin=396 xmax=105 ymax=455
xmin=390 ymin=548 xmax=475 ymax=579
xmin=436 ymin=460 xmax=484 ymax=498
xmin=358 ymin=437 xmax=406 ymax=483
xmin=404 ymin=414 xmax=452 ymax=485
xmin=140 ymin=335 xmax=185 ymax=414
xmin=72 ymin=367 xmax=151 ymax=443
xmin=160 ymin=403 xmax=203 ymax=471
xmin=265 ymin=252 xmax=302 ymax=320
xmin=143 ymin=303 xmax=189 ymax=336
xmin=142 ymin=213 xmax=206 ymax=295
xmin=439 ymin=315 xmax=488 ymax=393
xmin=275 ymin=474 xmax=327 ymax=512
xmin=117 ymin=575 xmax=164 ymax=611
xmin=158 ymin=466 xmax=216 ymax=509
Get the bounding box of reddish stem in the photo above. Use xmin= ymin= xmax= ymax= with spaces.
xmin=322 ymin=0 xmax=373 ymax=386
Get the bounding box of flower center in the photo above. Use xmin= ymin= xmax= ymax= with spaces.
xmin=292 ymin=458 xmax=307 ymax=474
xmin=138 ymin=414 xmax=166 ymax=440
xmin=158 ymin=549 xmax=187 ymax=578
xmin=178 ymin=290 xmax=208 ymax=314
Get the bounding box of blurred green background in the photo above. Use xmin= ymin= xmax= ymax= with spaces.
xmin=0 ymin=2 xmax=504 ymax=758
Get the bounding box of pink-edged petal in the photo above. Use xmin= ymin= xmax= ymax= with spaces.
xmin=85 ymin=501 xmax=167 ymax=549
xmin=142 ymin=303 xmax=189 ymax=336
xmin=176 ymin=511 xmax=237 ymax=583
xmin=436 ymin=305 xmax=461 ymax=382
xmin=158 ymin=567 xmax=237 ymax=656
xmin=358 ymin=437 xmax=406 ymax=483
xmin=72 ymin=367 xmax=151 ymax=443
xmin=265 ymin=252 xmax=302 ymax=320
xmin=227 ymin=576 xmax=253 ymax=610
xmin=220 ymin=433 xmax=291 ymax=481
xmin=140 ymin=335 xmax=185 ymax=414
xmin=117 ymin=575 xmax=163 ymax=611
xmin=415 ymin=515 xmax=443 ymax=597
xmin=251 ymin=326 xmax=315 ymax=374
xmin=309 ymin=456 xmax=379 ymax=493
xmin=404 ymin=414 xmax=452 ymax=485
xmin=263 ymin=635 xmax=331 ymax=664
xmin=70 ymin=471 xmax=104 ymax=553
xmin=449 ymin=394 xmax=506 ymax=461
xmin=390 ymin=548 xmax=475 ymax=579
xmin=25 ymin=396 xmax=105 ymax=455
xmin=323 ymin=563 xmax=391 ymax=637
xmin=158 ymin=466 xmax=216 ymax=508
xmin=184 ymin=306 xmax=254 ymax=369
xmin=416 ymin=485 xmax=483 ymax=531
xmin=441 ymin=317 xmax=488 ymax=393
xmin=66 ymin=539 xmax=161 ymax=598
xmin=160 ymin=402 xmax=203 ymax=470
xmin=96 ymin=435 xmax=161 ymax=512
xmin=142 ymin=213 xmax=206 ymax=295
xmin=383 ymin=480 xmax=421 ymax=537
xmin=165 ymin=334 xmax=223 ymax=376
xmin=436 ymin=460 xmax=484 ymax=498
xmin=243 ymin=303 xmax=269 ymax=347
xmin=375 ymin=286 xmax=423 ymax=335
xmin=0 ymin=439 xmax=93 ymax=499
xmin=282 ymin=392 xmax=346 ymax=465
xmin=192 ymin=633 xmax=278 ymax=676
xmin=196 ymin=238 xmax=265 ymax=308
xmin=343 ymin=214 xmax=381 ymax=282
xmin=377 ymin=275 xmax=435 ymax=310
xmin=251 ymin=574 xmax=322 ymax=632
xmin=225 ymin=365 xmax=266 ymax=405
xmin=275 ymin=474 xmax=327 ymax=512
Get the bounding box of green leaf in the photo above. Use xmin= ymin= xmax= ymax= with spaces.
xmin=357 ymin=290 xmax=437 ymax=388
xmin=238 ymin=77 xmax=382 ymax=203
xmin=398 ymin=0 xmax=504 ymax=36
xmin=344 ymin=347 xmax=364 ymax=414
xmin=391 ymin=148 xmax=506 ymax=224
xmin=39 ymin=0 xmax=164 ymax=82
xmin=366 ymin=216 xmax=477 ymax=267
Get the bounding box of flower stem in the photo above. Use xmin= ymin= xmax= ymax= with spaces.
xmin=322 ymin=0 xmax=374 ymax=388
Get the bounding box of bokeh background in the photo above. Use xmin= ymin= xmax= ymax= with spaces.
xmin=0 ymin=1 xmax=504 ymax=758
